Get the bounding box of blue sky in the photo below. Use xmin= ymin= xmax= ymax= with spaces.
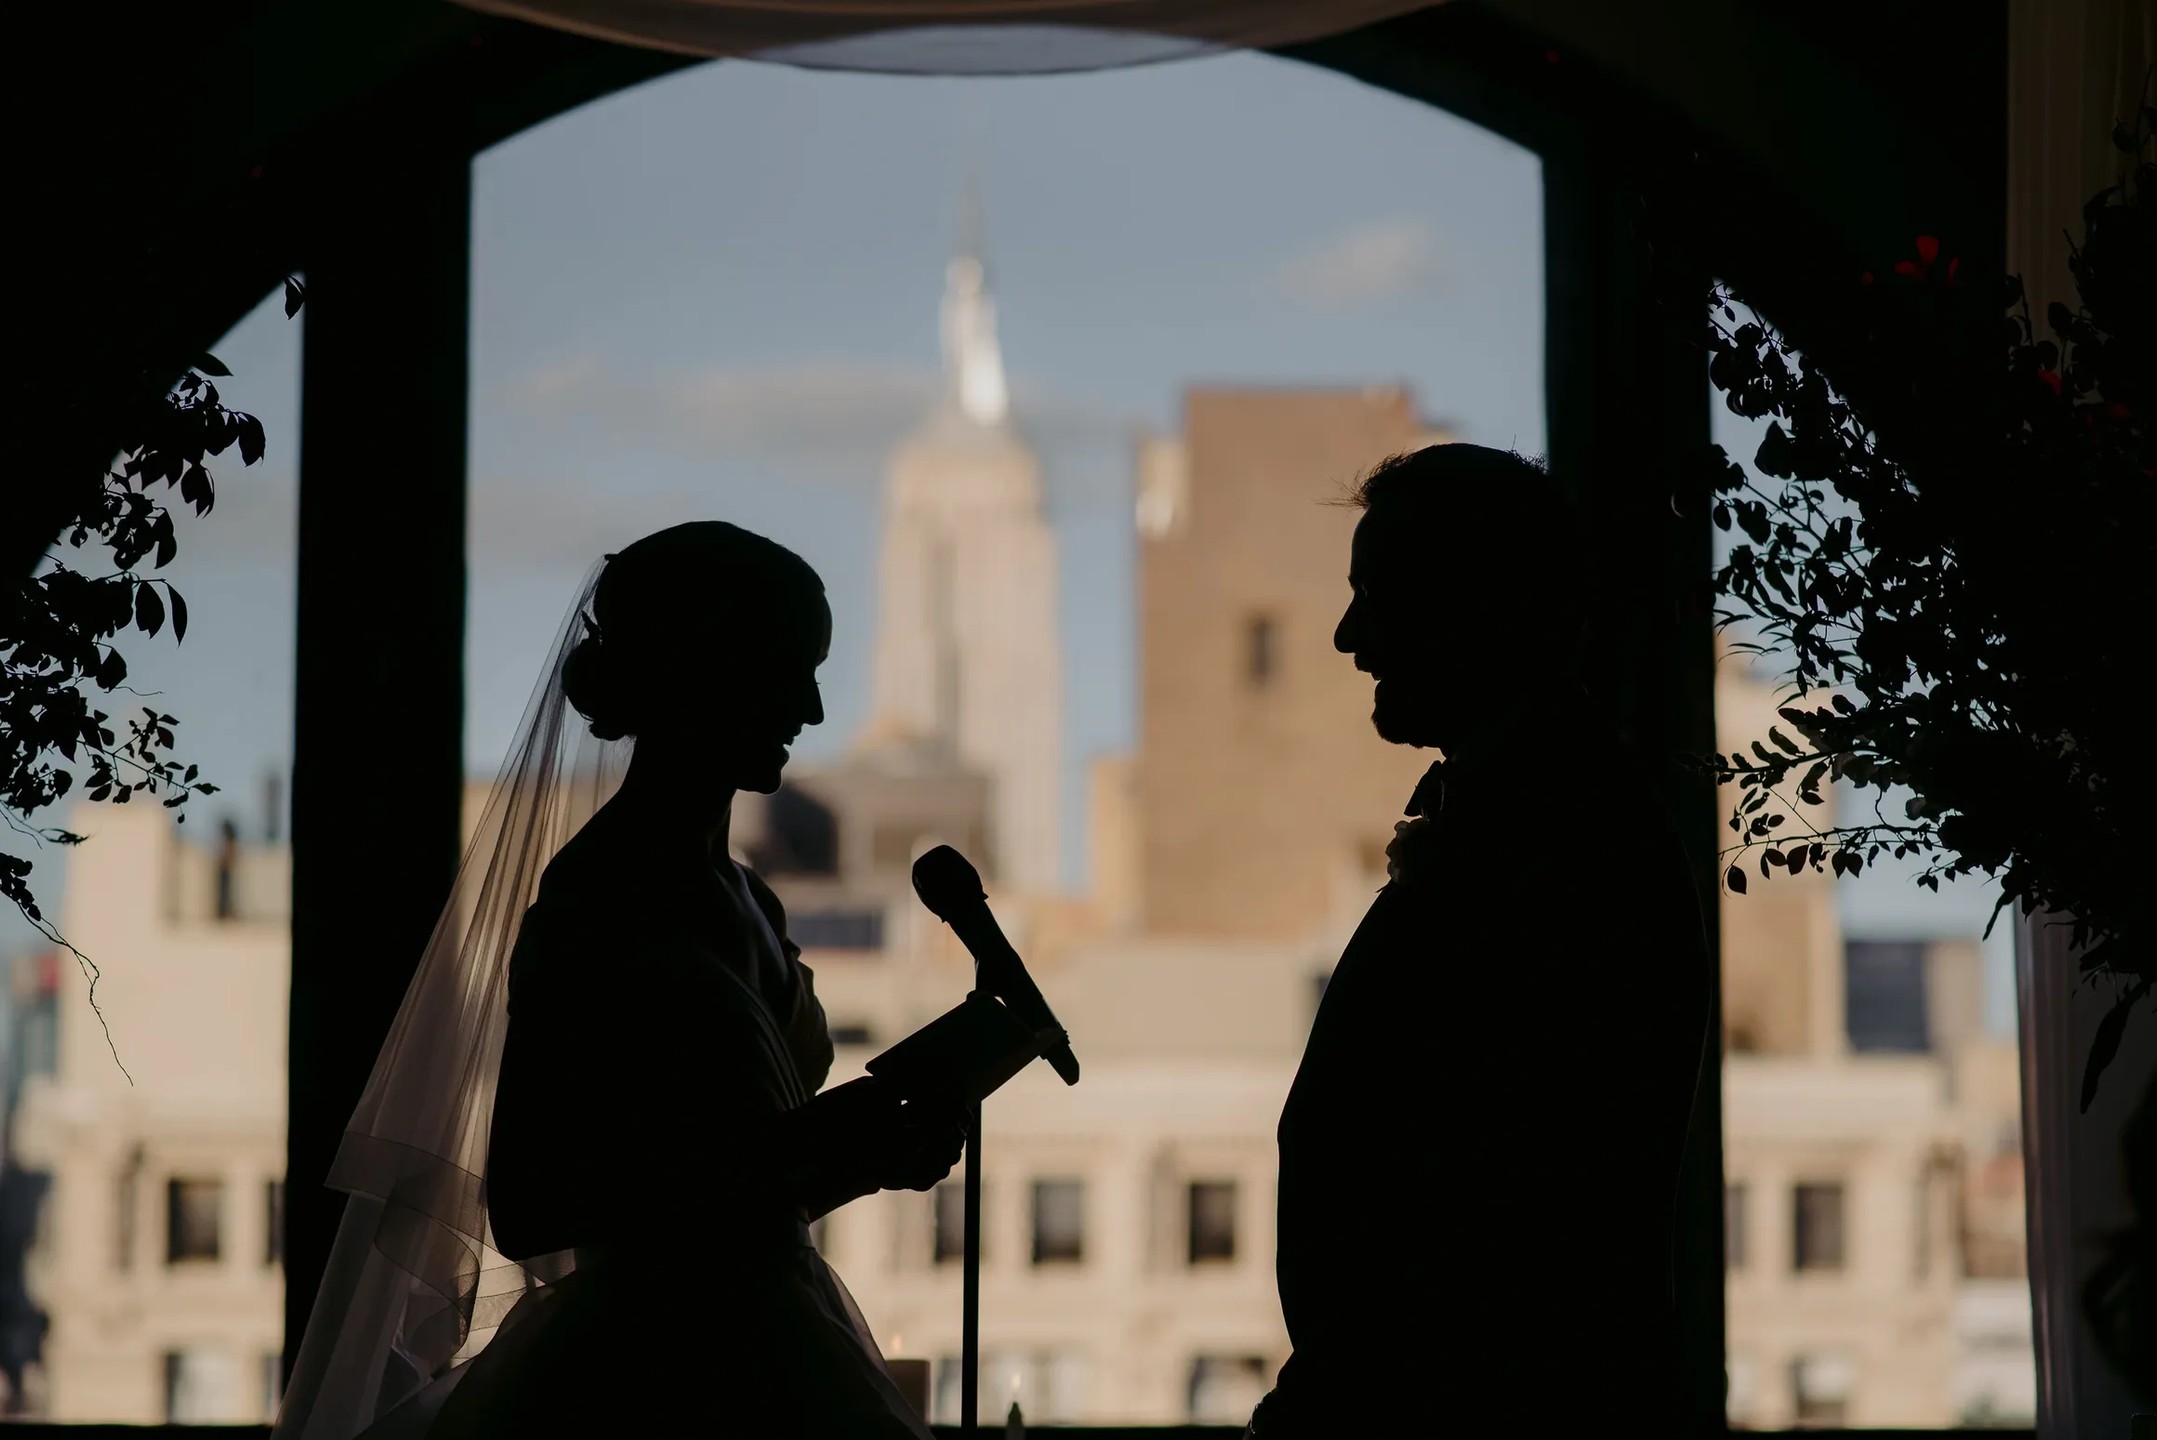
xmin=8 ymin=48 xmax=2012 ymax=1024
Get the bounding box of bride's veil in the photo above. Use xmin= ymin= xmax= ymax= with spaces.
xmin=274 ymin=563 xmax=629 ymax=1440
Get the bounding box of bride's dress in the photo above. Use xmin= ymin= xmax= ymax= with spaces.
xmin=421 ymin=824 xmax=931 ymax=1439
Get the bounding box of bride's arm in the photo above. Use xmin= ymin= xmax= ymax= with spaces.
xmin=742 ymin=868 xmax=835 ymax=1092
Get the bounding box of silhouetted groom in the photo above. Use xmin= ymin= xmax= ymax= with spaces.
xmin=1249 ymin=446 xmax=1712 ymax=1435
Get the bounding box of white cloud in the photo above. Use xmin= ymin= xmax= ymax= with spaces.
xmin=466 ymin=356 xmax=1139 ymax=566
xmin=498 ymin=356 xmax=936 ymax=458
xmin=1275 ymin=220 xmax=1446 ymax=309
xmin=494 ymin=355 xmax=1134 ymax=464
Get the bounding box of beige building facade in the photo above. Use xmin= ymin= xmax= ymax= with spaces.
xmin=10 ymin=809 xmax=287 ymax=1422
xmin=1717 ymin=663 xmax=2033 ymax=1428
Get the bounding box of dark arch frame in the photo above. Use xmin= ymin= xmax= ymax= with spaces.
xmin=20 ymin=4 xmax=2007 ymax=1432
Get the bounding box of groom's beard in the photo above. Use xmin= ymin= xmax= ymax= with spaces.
xmin=1369 ymin=675 xmax=1454 ymax=750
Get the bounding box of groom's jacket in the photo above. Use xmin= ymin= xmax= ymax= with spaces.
xmin=1266 ymin=743 xmax=1712 ymax=1432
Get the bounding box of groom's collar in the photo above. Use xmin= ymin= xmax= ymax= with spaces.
xmin=1402 ymin=685 xmax=1589 ymax=819
xmin=1405 ymin=762 xmax=1447 ymax=820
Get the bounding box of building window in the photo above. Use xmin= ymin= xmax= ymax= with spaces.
xmin=1356 ymin=835 xmax=1389 ymax=878
xmin=933 ymin=1354 xmax=965 ymax=1426
xmin=1913 ymin=1164 xmax=1932 ymax=1283
xmin=789 ymin=909 xmax=886 ymax=951
xmin=1844 ymin=939 xmax=1930 ymax=1052
xmin=1030 ymin=1179 xmax=1084 ymax=1265
xmin=829 ymin=1021 xmax=877 ymax=1048
xmin=749 ymin=782 xmax=839 ymax=877
xmin=265 ymin=1178 xmax=284 ymax=1267
xmin=1244 ymin=614 xmax=1277 ymax=687
xmin=167 ymin=1177 xmax=224 ymax=1264
xmin=1725 ymin=1182 xmax=1747 ymax=1270
xmin=1724 ymin=1353 xmax=1757 ymax=1428
xmin=164 ymin=1348 xmax=239 ymax=1422
xmin=116 ymin=1147 xmax=144 ymax=1271
xmin=214 ymin=819 xmax=240 ymax=921
xmin=1186 ymin=1181 xmax=1237 ymax=1264
xmin=933 ymin=1182 xmax=969 ymax=1265
xmin=1792 ymin=1182 xmax=1845 ymax=1272
xmin=1789 ymin=1353 xmax=1854 ymax=1427
xmin=1187 ymin=1356 xmax=1270 ymax=1423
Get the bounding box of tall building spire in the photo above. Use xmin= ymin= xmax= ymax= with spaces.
xmin=940 ymin=175 xmax=1009 ymax=427
xmin=858 ymin=176 xmax=1062 ymax=891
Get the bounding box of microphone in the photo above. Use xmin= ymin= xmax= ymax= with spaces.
xmin=911 ymin=845 xmax=1080 ymax=1086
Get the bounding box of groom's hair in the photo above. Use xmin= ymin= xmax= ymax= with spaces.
xmin=1344 ymin=443 xmax=1587 ymax=645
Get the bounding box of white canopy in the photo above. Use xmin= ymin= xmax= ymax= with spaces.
xmin=450 ymin=0 xmax=1439 ymax=73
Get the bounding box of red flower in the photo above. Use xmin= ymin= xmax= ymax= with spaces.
xmin=2038 ymin=370 xmax=2062 ymax=394
xmin=1915 ymin=235 xmax=1940 ymax=265
xmin=1860 ymin=270 xmax=1875 ymax=285
xmin=1894 ymin=260 xmax=1922 ymax=278
xmin=2107 ymin=401 xmax=2132 ymax=422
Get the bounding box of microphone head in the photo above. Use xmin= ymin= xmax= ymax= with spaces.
xmin=911 ymin=844 xmax=986 ymax=923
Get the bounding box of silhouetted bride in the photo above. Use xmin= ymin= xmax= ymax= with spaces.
xmin=274 ymin=523 xmax=957 ymax=1440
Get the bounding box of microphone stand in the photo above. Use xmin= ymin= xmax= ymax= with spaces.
xmin=962 ymin=1090 xmax=983 ymax=1439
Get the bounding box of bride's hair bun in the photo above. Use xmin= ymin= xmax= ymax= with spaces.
xmin=564 ymin=522 xmax=825 ymax=744
xmin=562 ymin=623 xmax=634 ymax=742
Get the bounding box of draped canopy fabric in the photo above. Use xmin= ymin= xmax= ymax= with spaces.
xmin=447 ymin=0 xmax=1440 ymax=72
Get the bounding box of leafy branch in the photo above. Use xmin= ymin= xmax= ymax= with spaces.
xmin=1700 ymin=103 xmax=2153 ymax=1104
xmin=3 ymin=277 xmax=303 ymax=1069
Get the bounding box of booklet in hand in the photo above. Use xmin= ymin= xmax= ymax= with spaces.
xmin=866 ymin=991 xmax=1059 ymax=1106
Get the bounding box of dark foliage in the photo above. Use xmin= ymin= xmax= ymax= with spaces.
xmin=0 ymin=280 xmax=303 ymax=1054
xmin=1703 ymin=107 xmax=2153 ymax=1104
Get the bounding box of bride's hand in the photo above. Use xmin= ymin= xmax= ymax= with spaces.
xmin=787 ymin=1079 xmax=969 ymax=1200
xmin=879 ymin=1095 xmax=970 ymax=1192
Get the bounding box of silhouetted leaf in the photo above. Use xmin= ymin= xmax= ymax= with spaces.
xmin=1725 ymin=866 xmax=1747 ymax=895
xmin=196 ymin=354 xmax=232 ymax=377
xmin=179 ymin=465 xmax=212 ymax=514
xmin=169 ymin=587 xmax=188 ymax=642
xmin=135 ymin=582 xmax=164 ymax=637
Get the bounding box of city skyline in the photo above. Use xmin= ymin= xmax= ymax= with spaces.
xmin=5 ymin=48 xmax=2006 ymax=1019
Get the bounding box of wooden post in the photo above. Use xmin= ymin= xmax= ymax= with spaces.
xmin=284 ymin=148 xmax=471 ymax=1381
xmin=1543 ymin=133 xmax=1722 ymax=1434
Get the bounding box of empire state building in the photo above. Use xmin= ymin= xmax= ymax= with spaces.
xmin=856 ymin=208 xmax=1063 ymax=895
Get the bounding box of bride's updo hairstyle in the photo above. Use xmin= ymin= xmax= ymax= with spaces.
xmin=562 ymin=521 xmax=826 ymax=742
